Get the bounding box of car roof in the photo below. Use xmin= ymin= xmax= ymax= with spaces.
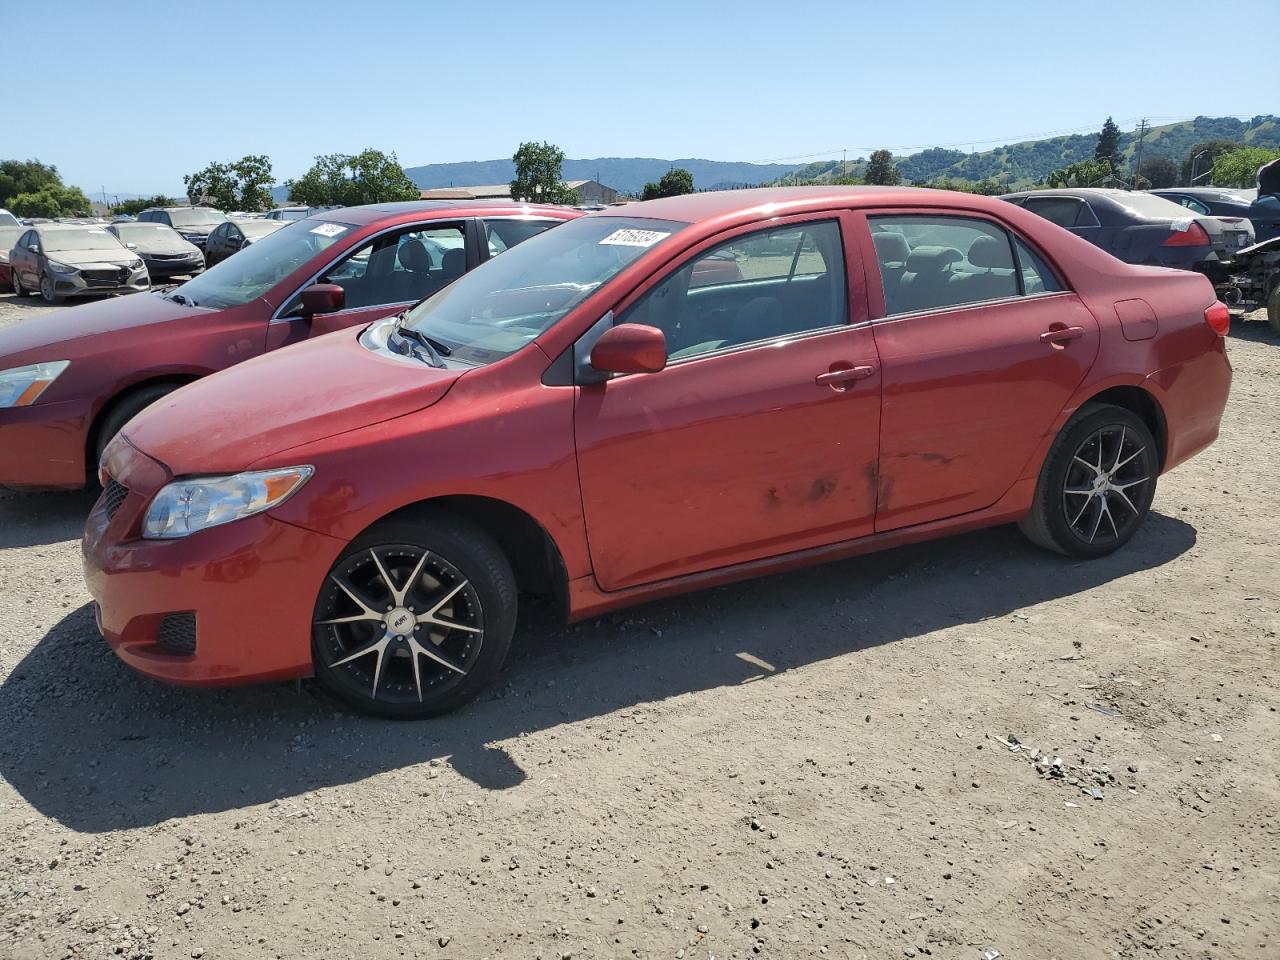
xmin=590 ymin=185 xmax=1026 ymax=226
xmin=1150 ymin=187 xmax=1250 ymax=199
xmin=312 ymin=199 xmax=578 ymax=225
xmin=33 ymin=223 xmax=110 ymax=231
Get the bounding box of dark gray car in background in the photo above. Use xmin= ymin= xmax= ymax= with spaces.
xmin=203 ymin=218 xmax=287 ymax=267
xmin=106 ymin=221 xmax=204 ymax=281
xmin=135 ymin=206 xmax=228 ymax=251
xmin=1149 ymin=186 xmax=1256 ymax=218
xmin=1001 ymin=188 xmax=1253 ymax=280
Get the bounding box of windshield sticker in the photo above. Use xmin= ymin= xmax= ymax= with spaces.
xmin=599 ymin=228 xmax=671 ymax=248
xmin=310 ymin=223 xmax=347 ymax=238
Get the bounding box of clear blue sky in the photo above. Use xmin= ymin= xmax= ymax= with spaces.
xmin=9 ymin=0 xmax=1279 ymax=198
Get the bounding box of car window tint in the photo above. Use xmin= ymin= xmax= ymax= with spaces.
xmin=1012 ymin=236 xmax=1064 ymax=294
xmin=283 ymin=223 xmax=466 ymax=315
xmin=869 ymin=215 xmax=1019 ymax=316
xmin=484 ymin=219 xmax=559 ymax=256
xmin=618 ymin=220 xmax=847 ymax=362
xmin=1179 ymin=197 xmax=1210 ymax=215
xmin=1023 ymin=197 xmax=1088 ymax=228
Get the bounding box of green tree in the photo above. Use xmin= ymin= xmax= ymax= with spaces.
xmin=0 ymin=159 xmax=91 ymax=217
xmin=109 ymin=195 xmax=180 ymax=217
xmin=1210 ymin=147 xmax=1280 ymax=188
xmin=510 ymin=141 xmax=578 ymax=204
xmin=865 ymin=149 xmax=901 ymax=186
xmin=1094 ymin=116 xmax=1122 ymax=172
xmin=184 ymin=154 xmax=275 ymax=211
xmin=640 ymin=167 xmax=694 ymax=200
xmin=1135 ymin=154 xmax=1178 ymax=189
xmin=285 ymin=149 xmax=419 ymax=207
xmin=1180 ymin=139 xmax=1237 ymax=184
xmin=1044 ymin=157 xmax=1116 ymax=188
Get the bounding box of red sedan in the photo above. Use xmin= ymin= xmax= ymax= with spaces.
xmin=0 ymin=202 xmax=577 ymax=488
xmin=84 ymin=187 xmax=1232 ymax=718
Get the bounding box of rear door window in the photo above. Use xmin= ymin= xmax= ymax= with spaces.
xmin=1023 ymin=197 xmax=1095 ymax=228
xmin=483 ymin=218 xmax=561 ymax=257
xmin=869 ymin=215 xmax=1020 ymax=315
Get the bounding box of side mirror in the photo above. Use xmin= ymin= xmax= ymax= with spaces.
xmin=29 ymin=244 xmax=40 ymax=254
xmin=589 ymin=323 xmax=667 ymax=375
xmin=300 ymin=283 xmax=345 ymax=317
xmin=126 ymin=243 xmax=138 ymax=250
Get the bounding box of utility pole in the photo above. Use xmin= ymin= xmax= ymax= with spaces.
xmin=1131 ymin=118 xmax=1149 ymax=189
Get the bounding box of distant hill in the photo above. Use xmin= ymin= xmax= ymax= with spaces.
xmin=401 ymin=157 xmax=804 ymax=195
xmin=780 ymin=115 xmax=1280 ymax=188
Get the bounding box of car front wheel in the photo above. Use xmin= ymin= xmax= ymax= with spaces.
xmin=39 ymin=273 xmax=62 ymax=305
xmin=1019 ymin=403 xmax=1158 ymax=559
xmin=312 ymin=515 xmax=517 ymax=719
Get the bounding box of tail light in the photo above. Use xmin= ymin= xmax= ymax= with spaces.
xmin=1204 ymin=301 xmax=1230 ymax=336
xmin=1163 ymin=221 xmax=1210 ymax=247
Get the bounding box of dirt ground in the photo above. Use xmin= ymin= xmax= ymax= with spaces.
xmin=0 ymin=291 xmax=1276 ymax=960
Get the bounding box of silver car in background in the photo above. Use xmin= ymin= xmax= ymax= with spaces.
xmin=106 ymin=221 xmax=204 ymax=281
xmin=8 ymin=224 xmax=149 ymax=303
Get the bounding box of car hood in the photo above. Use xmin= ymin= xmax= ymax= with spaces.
xmin=0 ymin=292 xmax=201 ymax=360
xmin=46 ymin=247 xmax=134 ymax=266
xmin=122 ymin=329 xmax=463 ymax=475
xmin=129 ymin=237 xmax=200 ymax=255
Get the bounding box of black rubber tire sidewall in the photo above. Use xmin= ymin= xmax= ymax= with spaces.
xmin=1268 ymin=284 xmax=1280 ymax=335
xmin=39 ymin=273 xmax=60 ymax=304
xmin=1027 ymin=404 xmax=1159 ymax=560
xmin=93 ymin=385 xmax=178 ymax=475
xmin=312 ymin=514 xmax=517 ymax=719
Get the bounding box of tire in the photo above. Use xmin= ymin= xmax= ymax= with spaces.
xmin=1019 ymin=403 xmax=1159 ymax=559
xmin=312 ymin=514 xmax=517 ymax=719
xmin=13 ymin=270 xmax=29 ymax=297
xmin=93 ymin=384 xmax=179 ymax=473
xmin=1268 ymin=283 xmax=1280 ymax=335
xmin=39 ymin=273 xmax=62 ymax=305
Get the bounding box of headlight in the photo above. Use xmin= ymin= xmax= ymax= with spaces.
xmin=130 ymin=259 xmax=144 ymax=270
xmin=46 ymin=260 xmax=77 ymax=275
xmin=142 ymin=466 xmax=313 ymax=539
xmin=0 ymin=360 xmax=71 ymax=408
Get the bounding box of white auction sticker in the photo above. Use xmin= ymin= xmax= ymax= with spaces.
xmin=599 ymin=228 xmax=670 ymax=248
xmin=310 ymin=223 xmax=348 ymax=237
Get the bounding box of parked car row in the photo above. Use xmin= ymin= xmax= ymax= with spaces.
xmin=0 ymin=188 xmax=1233 ymax=718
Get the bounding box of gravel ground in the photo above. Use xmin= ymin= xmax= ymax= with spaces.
xmin=0 ymin=291 xmax=1277 ymax=960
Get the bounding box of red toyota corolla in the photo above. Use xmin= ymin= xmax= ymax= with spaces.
xmin=83 ymin=186 xmax=1232 ymax=718
xmin=0 ymin=201 xmax=577 ymax=488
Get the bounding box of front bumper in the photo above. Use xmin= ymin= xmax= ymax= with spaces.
xmin=83 ymin=441 xmax=345 ymax=686
xmin=0 ymin=397 xmax=94 ymax=488
xmin=52 ymin=267 xmax=149 ymax=298
xmin=143 ymin=256 xmax=204 ymax=280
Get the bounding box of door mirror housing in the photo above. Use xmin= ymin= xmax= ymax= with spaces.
xmin=29 ymin=243 xmax=40 ymax=254
xmin=589 ymin=323 xmax=667 ymax=375
xmin=300 ymin=283 xmax=345 ymax=317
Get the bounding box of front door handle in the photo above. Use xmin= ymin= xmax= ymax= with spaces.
xmin=815 ymin=364 xmax=876 ymax=388
xmin=1040 ymin=325 xmax=1085 ymax=345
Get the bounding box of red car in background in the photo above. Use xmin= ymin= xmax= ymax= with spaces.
xmin=85 ymin=186 xmax=1231 ymax=718
xmin=0 ymin=201 xmax=578 ymax=488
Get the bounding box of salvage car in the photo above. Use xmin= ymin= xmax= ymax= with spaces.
xmin=203 ymin=218 xmax=286 ymax=267
xmin=1148 ymin=186 xmax=1256 ymax=218
xmin=82 ymin=186 xmax=1232 ymax=718
xmin=0 ymin=202 xmax=577 ymax=489
xmin=135 ymin=206 xmax=228 ymax=250
xmin=9 ymin=224 xmax=149 ymax=303
xmin=106 ymin=221 xmax=205 ymax=281
xmin=1001 ymin=188 xmax=1253 ymax=276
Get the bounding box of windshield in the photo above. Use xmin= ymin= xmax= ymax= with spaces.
xmin=1109 ymin=193 xmax=1197 ymax=220
xmin=400 ymin=216 xmax=686 ymax=364
xmin=40 ymin=228 xmax=126 ymax=253
xmin=168 ymin=208 xmax=228 ymax=228
xmin=167 ymin=219 xmax=357 ymax=309
xmin=115 ymin=223 xmax=178 ymax=240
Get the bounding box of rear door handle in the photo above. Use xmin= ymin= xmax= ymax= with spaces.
xmin=815 ymin=365 xmax=876 ymax=387
xmin=1040 ymin=325 xmax=1085 ymax=345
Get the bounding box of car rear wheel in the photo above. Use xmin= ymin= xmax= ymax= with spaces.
xmin=1019 ymin=403 xmax=1158 ymax=559
xmin=312 ymin=515 xmax=517 ymax=719
xmin=39 ymin=273 xmax=62 ymax=305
